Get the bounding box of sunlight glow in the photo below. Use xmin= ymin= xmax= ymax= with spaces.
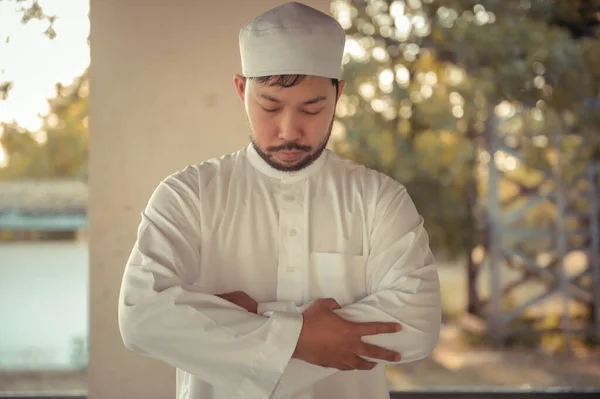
xmin=495 ymin=101 xmax=516 ymax=119
xmin=372 ymin=46 xmax=389 ymax=61
xmin=0 ymin=0 xmax=90 ymax=133
xmin=395 ymin=64 xmax=410 ymax=86
xmin=420 ymin=84 xmax=433 ymax=99
xmin=394 ymin=15 xmax=411 ymax=40
xmin=335 ymin=4 xmax=353 ymax=29
xmin=445 ymin=65 xmax=465 ymax=85
xmin=344 ymin=38 xmax=368 ymax=61
xmin=359 ymin=83 xmax=376 ymax=99
xmin=0 ymin=145 xmax=7 ymax=168
xmin=389 ymin=1 xmax=405 ymax=18
xmin=494 ymin=150 xmax=519 ymax=171
xmin=449 ymin=91 xmax=464 ymax=106
xmin=452 ymin=105 xmax=464 ymax=118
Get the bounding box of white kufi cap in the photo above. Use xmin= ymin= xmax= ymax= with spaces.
xmin=239 ymin=2 xmax=346 ymax=79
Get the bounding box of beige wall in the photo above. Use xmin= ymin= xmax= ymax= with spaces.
xmin=88 ymin=1 xmax=331 ymax=398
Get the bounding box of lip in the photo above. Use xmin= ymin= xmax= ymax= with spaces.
xmin=276 ymin=151 xmax=304 ymax=161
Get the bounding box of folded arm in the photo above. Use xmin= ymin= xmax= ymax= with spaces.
xmin=270 ymin=182 xmax=442 ymax=397
xmin=118 ymin=173 xmax=302 ymax=399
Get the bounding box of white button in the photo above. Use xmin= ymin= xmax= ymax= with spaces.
xmin=284 ymin=195 xmax=295 ymax=201
xmin=286 ymin=266 xmax=295 ymax=272
xmin=289 ymin=229 xmax=297 ymax=236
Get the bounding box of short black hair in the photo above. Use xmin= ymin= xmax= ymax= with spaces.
xmin=244 ymin=74 xmax=339 ymax=96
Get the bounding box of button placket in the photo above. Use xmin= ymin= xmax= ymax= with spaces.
xmin=276 ymin=181 xmax=305 ymax=301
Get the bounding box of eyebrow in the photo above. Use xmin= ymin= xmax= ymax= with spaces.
xmin=259 ymin=93 xmax=327 ymax=105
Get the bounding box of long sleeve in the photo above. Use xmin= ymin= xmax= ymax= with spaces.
xmin=271 ymin=182 xmax=442 ymax=398
xmin=117 ymin=172 xmax=303 ymax=399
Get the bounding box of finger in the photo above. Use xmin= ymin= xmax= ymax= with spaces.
xmin=350 ymin=355 xmax=377 ymax=370
xmin=216 ymin=291 xmax=240 ymax=299
xmin=317 ymin=297 xmax=341 ymax=311
xmin=354 ymin=321 xmax=402 ymax=336
xmin=337 ymin=364 xmax=354 ymax=371
xmin=355 ymin=342 xmax=401 ymax=362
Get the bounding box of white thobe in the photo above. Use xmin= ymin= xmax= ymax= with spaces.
xmin=118 ymin=143 xmax=441 ymax=399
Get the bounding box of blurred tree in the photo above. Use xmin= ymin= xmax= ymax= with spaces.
xmin=43 ymin=71 xmax=89 ymax=179
xmin=0 ymin=0 xmax=57 ymax=99
xmin=0 ymin=70 xmax=88 ymax=180
xmin=0 ymin=122 xmax=48 ymax=179
xmin=331 ymin=0 xmax=600 ymax=260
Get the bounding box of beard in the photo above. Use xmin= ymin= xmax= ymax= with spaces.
xmin=249 ymin=118 xmax=334 ymax=172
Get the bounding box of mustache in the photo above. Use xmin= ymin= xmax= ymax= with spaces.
xmin=267 ymin=142 xmax=311 ymax=152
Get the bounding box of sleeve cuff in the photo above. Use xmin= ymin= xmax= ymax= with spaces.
xmin=235 ymin=311 xmax=303 ymax=398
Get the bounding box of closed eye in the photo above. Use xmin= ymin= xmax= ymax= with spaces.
xmin=302 ymin=109 xmax=323 ymax=115
xmin=260 ymin=105 xmax=323 ymax=115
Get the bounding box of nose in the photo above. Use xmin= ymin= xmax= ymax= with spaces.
xmin=277 ymin=111 xmax=302 ymax=142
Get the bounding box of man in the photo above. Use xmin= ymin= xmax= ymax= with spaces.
xmin=117 ymin=2 xmax=441 ymax=398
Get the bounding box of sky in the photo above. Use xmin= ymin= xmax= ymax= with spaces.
xmin=0 ymin=0 xmax=90 ymax=166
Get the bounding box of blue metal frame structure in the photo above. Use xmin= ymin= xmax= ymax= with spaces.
xmin=480 ymin=113 xmax=600 ymax=349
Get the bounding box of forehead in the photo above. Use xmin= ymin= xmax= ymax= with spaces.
xmin=249 ymin=76 xmax=334 ymax=100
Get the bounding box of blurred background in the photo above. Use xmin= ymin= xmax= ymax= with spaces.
xmin=0 ymin=0 xmax=88 ymax=395
xmin=1 ymin=0 xmax=600 ymax=396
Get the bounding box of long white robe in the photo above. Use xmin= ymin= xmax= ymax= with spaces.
xmin=118 ymin=143 xmax=441 ymax=399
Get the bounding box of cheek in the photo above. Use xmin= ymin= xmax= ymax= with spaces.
xmin=305 ymin=114 xmax=332 ymax=138
xmin=246 ymin=107 xmax=275 ymax=138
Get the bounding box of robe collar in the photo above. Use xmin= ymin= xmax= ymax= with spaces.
xmin=246 ymin=143 xmax=328 ymax=183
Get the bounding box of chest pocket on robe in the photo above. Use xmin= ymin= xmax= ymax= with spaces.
xmin=308 ymin=252 xmax=368 ymax=307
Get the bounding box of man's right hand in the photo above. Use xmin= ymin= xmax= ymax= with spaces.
xmin=291 ymin=298 xmax=402 ymax=371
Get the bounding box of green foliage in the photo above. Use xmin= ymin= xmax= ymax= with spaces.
xmin=0 ymin=123 xmax=49 ymax=179
xmin=0 ymin=71 xmax=89 ymax=180
xmin=331 ymin=0 xmax=600 ymax=257
xmin=43 ymin=73 xmax=89 ymax=179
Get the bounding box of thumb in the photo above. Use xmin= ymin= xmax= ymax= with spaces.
xmin=320 ymin=297 xmax=341 ymax=311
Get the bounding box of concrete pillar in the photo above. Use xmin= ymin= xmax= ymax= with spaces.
xmin=88 ymin=1 xmax=332 ymax=398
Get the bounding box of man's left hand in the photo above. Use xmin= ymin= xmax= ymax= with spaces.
xmin=216 ymin=291 xmax=258 ymax=313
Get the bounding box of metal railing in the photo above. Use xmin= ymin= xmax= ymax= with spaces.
xmin=468 ymin=116 xmax=600 ymax=350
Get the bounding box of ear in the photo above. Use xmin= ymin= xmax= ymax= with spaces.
xmin=336 ymin=80 xmax=346 ymax=102
xmin=233 ymin=74 xmax=246 ymax=103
